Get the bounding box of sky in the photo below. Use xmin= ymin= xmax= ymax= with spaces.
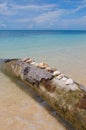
xmin=0 ymin=0 xmax=86 ymax=30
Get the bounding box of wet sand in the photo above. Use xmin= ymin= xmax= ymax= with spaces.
xmin=0 ymin=72 xmax=75 ymax=130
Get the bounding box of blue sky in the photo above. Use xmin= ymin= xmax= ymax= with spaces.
xmin=0 ymin=0 xmax=86 ymax=30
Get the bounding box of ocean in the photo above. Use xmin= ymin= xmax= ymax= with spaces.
xmin=0 ymin=30 xmax=86 ymax=130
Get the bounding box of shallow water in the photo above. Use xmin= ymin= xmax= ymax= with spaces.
xmin=0 ymin=71 xmax=74 ymax=130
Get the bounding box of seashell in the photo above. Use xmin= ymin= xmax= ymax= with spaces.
xmin=51 ymin=68 xmax=57 ymax=72
xmin=22 ymin=58 xmax=30 ymax=62
xmin=31 ymin=61 xmax=36 ymax=65
xmin=56 ymin=74 xmax=64 ymax=80
xmin=46 ymin=67 xmax=57 ymax=73
xmin=50 ymin=68 xmax=57 ymax=73
xmin=62 ymin=77 xmax=68 ymax=81
xmin=35 ymin=63 xmax=38 ymax=66
xmin=26 ymin=59 xmax=32 ymax=63
xmin=65 ymin=78 xmax=74 ymax=85
xmin=46 ymin=67 xmax=51 ymax=71
xmin=37 ymin=62 xmax=49 ymax=69
xmin=56 ymin=75 xmax=62 ymax=80
xmin=53 ymin=70 xmax=61 ymax=76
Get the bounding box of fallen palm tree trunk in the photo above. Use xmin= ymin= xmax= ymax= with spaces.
xmin=0 ymin=58 xmax=86 ymax=130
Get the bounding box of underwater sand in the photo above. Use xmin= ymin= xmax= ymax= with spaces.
xmin=0 ymin=71 xmax=75 ymax=130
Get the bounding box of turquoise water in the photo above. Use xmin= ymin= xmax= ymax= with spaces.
xmin=0 ymin=30 xmax=86 ymax=85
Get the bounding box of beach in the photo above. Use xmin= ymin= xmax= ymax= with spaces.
xmin=0 ymin=30 xmax=86 ymax=130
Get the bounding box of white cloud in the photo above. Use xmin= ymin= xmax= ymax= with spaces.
xmin=13 ymin=6 xmax=66 ymax=25
xmin=34 ymin=9 xmax=65 ymax=24
xmin=0 ymin=2 xmax=86 ymax=29
xmin=0 ymin=3 xmax=7 ymax=8
xmin=0 ymin=2 xmax=85 ymax=17
xmin=13 ymin=9 xmax=66 ymax=29
xmin=64 ymin=0 xmax=86 ymax=4
xmin=63 ymin=0 xmax=86 ymax=14
xmin=0 ymin=3 xmax=16 ymax=15
xmin=81 ymin=0 xmax=86 ymax=4
xmin=0 ymin=3 xmax=58 ymax=16
xmin=61 ymin=15 xmax=86 ymax=29
xmin=11 ymin=4 xmax=56 ymax=11
xmin=0 ymin=3 xmax=7 ymax=12
xmin=15 ymin=18 xmax=31 ymax=23
xmin=27 ymin=24 xmax=33 ymax=29
xmin=0 ymin=23 xmax=6 ymax=28
xmin=75 ymin=15 xmax=86 ymax=24
xmin=71 ymin=4 xmax=86 ymax=13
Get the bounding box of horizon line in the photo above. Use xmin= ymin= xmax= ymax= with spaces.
xmin=0 ymin=29 xmax=86 ymax=31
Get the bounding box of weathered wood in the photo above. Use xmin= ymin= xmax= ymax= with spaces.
xmin=0 ymin=58 xmax=86 ymax=130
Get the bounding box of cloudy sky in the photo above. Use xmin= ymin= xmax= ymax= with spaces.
xmin=0 ymin=0 xmax=86 ymax=30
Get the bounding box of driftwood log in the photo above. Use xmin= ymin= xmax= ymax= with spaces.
xmin=0 ymin=58 xmax=86 ymax=130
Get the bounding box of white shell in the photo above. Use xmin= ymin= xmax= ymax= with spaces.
xmin=62 ymin=77 xmax=68 ymax=81
xmin=22 ymin=58 xmax=30 ymax=62
xmin=26 ymin=59 xmax=32 ymax=63
xmin=56 ymin=74 xmax=64 ymax=80
xmin=56 ymin=75 xmax=62 ymax=80
xmin=65 ymin=78 xmax=74 ymax=85
xmin=53 ymin=71 xmax=61 ymax=76
xmin=36 ymin=62 xmax=49 ymax=69
xmin=31 ymin=61 xmax=36 ymax=65
xmin=35 ymin=63 xmax=39 ymax=66
xmin=46 ymin=67 xmax=51 ymax=71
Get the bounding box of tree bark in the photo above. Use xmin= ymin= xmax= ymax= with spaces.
xmin=0 ymin=58 xmax=86 ymax=130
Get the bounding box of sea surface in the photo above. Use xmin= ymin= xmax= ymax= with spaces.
xmin=0 ymin=30 xmax=86 ymax=130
